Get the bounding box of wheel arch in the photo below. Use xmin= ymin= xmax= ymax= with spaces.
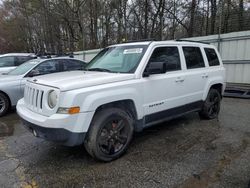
xmin=0 ymin=90 xmax=11 ymax=107
xmin=210 ymin=83 xmax=223 ymax=97
xmin=94 ymin=99 xmax=138 ymax=120
xmin=203 ymin=81 xmax=225 ymax=100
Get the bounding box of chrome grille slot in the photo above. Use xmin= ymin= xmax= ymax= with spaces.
xmin=27 ymin=87 xmax=30 ymax=105
xmin=40 ymin=91 xmax=44 ymax=109
xmin=26 ymin=87 xmax=30 ymax=105
xmin=32 ymin=88 xmax=35 ymax=106
xmin=29 ymin=87 xmax=32 ymax=105
xmin=24 ymin=86 xmax=27 ymax=103
xmin=35 ymin=89 xmax=39 ymax=107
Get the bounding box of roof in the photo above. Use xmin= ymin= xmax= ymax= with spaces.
xmin=50 ymin=57 xmax=84 ymax=61
xmin=111 ymin=41 xmax=152 ymax=47
xmin=33 ymin=57 xmax=86 ymax=63
xmin=0 ymin=53 xmax=35 ymax=57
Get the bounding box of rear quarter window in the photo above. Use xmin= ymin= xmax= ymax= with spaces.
xmin=15 ymin=56 xmax=34 ymax=66
xmin=204 ymin=48 xmax=220 ymax=66
xmin=0 ymin=56 xmax=15 ymax=67
xmin=63 ymin=59 xmax=85 ymax=71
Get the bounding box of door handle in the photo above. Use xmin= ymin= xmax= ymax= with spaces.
xmin=175 ymin=77 xmax=185 ymax=83
xmin=202 ymin=74 xmax=208 ymax=78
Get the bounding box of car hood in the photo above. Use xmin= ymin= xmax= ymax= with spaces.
xmin=0 ymin=75 xmax=23 ymax=82
xmin=30 ymin=71 xmax=136 ymax=91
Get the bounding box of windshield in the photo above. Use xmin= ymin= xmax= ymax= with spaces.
xmin=85 ymin=45 xmax=147 ymax=73
xmin=8 ymin=59 xmax=40 ymax=75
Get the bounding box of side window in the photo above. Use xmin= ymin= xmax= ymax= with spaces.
xmin=15 ymin=56 xmax=34 ymax=66
xmin=63 ymin=60 xmax=84 ymax=71
xmin=33 ymin=60 xmax=60 ymax=75
xmin=204 ymin=48 xmax=220 ymax=66
xmin=149 ymin=47 xmax=181 ymax=72
xmin=183 ymin=47 xmax=205 ymax=69
xmin=0 ymin=56 xmax=15 ymax=67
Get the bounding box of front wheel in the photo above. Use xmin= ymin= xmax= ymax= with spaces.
xmin=0 ymin=93 xmax=10 ymax=117
xmin=84 ymin=108 xmax=134 ymax=162
xmin=199 ymin=88 xmax=221 ymax=119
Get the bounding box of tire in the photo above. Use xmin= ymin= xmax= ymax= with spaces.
xmin=199 ymin=88 xmax=221 ymax=120
xmin=0 ymin=93 xmax=10 ymax=117
xmin=84 ymin=107 xmax=134 ymax=162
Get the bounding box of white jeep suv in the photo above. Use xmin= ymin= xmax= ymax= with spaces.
xmin=17 ymin=40 xmax=225 ymax=161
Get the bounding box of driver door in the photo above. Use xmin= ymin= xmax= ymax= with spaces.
xmin=142 ymin=46 xmax=187 ymax=126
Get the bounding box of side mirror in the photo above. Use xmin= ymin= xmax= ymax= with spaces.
xmin=27 ymin=70 xmax=40 ymax=77
xmin=143 ymin=61 xmax=167 ymax=77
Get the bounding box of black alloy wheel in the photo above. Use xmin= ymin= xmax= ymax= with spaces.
xmin=98 ymin=118 xmax=129 ymax=156
xmin=0 ymin=93 xmax=10 ymax=117
xmin=199 ymin=89 xmax=221 ymax=119
xmin=84 ymin=108 xmax=134 ymax=162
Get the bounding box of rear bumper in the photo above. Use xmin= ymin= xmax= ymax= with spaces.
xmin=21 ymin=118 xmax=86 ymax=146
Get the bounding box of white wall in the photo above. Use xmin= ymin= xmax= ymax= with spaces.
xmin=186 ymin=31 xmax=250 ymax=84
xmin=224 ymin=64 xmax=250 ymax=84
xmin=74 ymin=49 xmax=101 ymax=62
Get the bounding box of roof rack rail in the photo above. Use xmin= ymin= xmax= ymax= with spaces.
xmin=36 ymin=52 xmax=74 ymax=58
xmin=175 ymin=39 xmax=210 ymax=44
xmin=121 ymin=38 xmax=157 ymax=43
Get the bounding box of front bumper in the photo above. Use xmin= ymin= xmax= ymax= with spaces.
xmin=21 ymin=118 xmax=86 ymax=146
xmin=17 ymin=99 xmax=95 ymax=146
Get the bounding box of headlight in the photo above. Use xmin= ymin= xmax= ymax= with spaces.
xmin=48 ymin=90 xmax=58 ymax=109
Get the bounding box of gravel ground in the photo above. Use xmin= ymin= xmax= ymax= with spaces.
xmin=0 ymin=97 xmax=250 ymax=188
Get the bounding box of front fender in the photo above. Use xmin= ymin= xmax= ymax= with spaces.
xmin=80 ymin=87 xmax=143 ymax=119
xmin=0 ymin=82 xmax=21 ymax=107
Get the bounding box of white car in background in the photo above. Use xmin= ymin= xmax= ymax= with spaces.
xmin=0 ymin=57 xmax=86 ymax=116
xmin=0 ymin=53 xmax=36 ymax=74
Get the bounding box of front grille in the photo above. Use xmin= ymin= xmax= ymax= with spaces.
xmin=24 ymin=85 xmax=44 ymax=111
xmin=24 ymin=81 xmax=60 ymax=117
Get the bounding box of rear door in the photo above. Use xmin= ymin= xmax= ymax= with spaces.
xmin=180 ymin=46 xmax=208 ymax=103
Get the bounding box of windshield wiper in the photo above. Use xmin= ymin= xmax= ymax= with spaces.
xmin=86 ymin=68 xmax=112 ymax=72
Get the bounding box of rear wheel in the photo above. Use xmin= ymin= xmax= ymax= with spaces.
xmin=0 ymin=93 xmax=10 ymax=117
xmin=199 ymin=88 xmax=221 ymax=119
xmin=84 ymin=108 xmax=134 ymax=162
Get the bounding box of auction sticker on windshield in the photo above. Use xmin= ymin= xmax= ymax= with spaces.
xmin=123 ymin=48 xmax=143 ymax=54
